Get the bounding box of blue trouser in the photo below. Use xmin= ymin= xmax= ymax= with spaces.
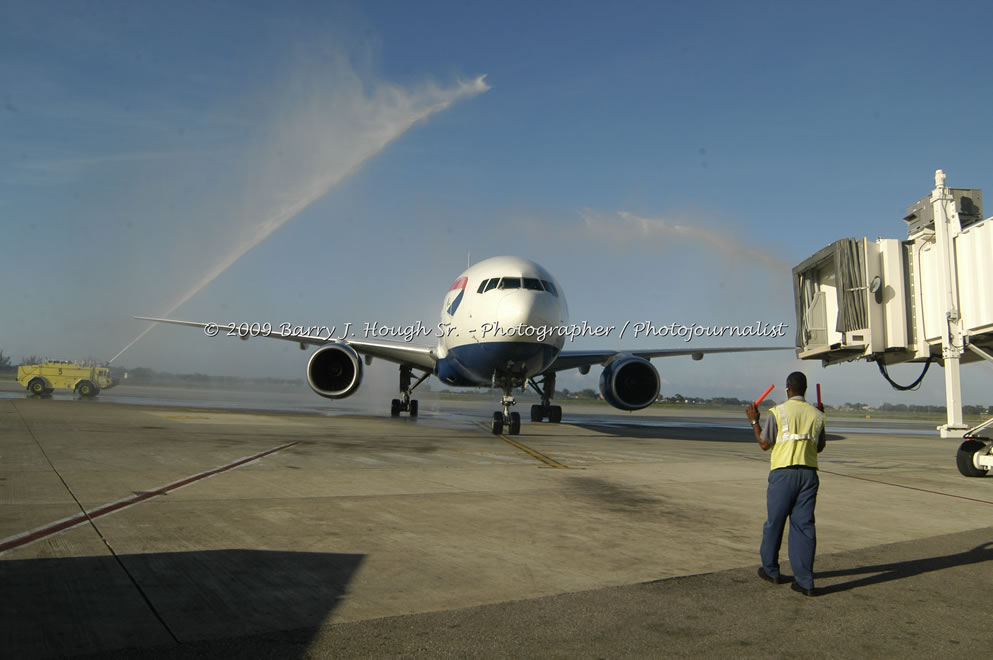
xmin=760 ymin=466 xmax=819 ymax=589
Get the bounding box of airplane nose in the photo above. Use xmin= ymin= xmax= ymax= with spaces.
xmin=496 ymin=290 xmax=560 ymax=329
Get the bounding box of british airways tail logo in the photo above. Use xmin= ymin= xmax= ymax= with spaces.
xmin=447 ymin=277 xmax=467 ymax=315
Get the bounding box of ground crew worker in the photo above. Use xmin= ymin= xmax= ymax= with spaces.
xmin=745 ymin=371 xmax=826 ymax=596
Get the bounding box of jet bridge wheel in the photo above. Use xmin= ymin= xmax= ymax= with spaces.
xmin=956 ymin=439 xmax=991 ymax=478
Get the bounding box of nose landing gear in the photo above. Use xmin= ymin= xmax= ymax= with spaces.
xmin=489 ymin=371 xmax=562 ymax=435
xmin=490 ymin=394 xmax=521 ymax=435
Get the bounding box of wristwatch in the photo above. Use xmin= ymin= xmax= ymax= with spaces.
xmin=750 ymin=419 xmax=759 ymax=426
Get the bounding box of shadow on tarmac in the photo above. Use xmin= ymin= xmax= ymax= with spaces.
xmin=0 ymin=549 xmax=364 ymax=659
xmin=573 ymin=420 xmax=845 ymax=443
xmin=817 ymin=540 xmax=993 ymax=595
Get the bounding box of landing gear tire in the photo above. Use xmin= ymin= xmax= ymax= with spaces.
xmin=508 ymin=412 xmax=521 ymax=435
xmin=956 ymin=439 xmax=991 ymax=477
xmin=390 ymin=399 xmax=401 ymax=417
xmin=527 ymin=374 xmax=560 ymax=424
xmin=491 ymin=412 xmax=504 ymax=435
xmin=409 ymin=400 xmax=418 ymax=417
xmin=28 ymin=378 xmax=46 ymax=395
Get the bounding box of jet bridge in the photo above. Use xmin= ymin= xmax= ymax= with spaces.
xmin=792 ymin=170 xmax=993 ymax=477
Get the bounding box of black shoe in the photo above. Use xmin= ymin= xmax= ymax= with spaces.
xmin=790 ymin=582 xmax=817 ymax=597
xmin=757 ymin=567 xmax=787 ymax=585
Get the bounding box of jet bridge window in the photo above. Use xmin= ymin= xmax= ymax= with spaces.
xmin=522 ymin=277 xmax=543 ymax=290
xmin=540 ymin=280 xmax=558 ymax=296
xmin=499 ymin=277 xmax=522 ymax=289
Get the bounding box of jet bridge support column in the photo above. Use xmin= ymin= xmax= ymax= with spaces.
xmin=931 ymin=170 xmax=969 ymax=438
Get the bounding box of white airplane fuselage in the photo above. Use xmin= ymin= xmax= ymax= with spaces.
xmin=433 ymin=256 xmax=568 ymax=387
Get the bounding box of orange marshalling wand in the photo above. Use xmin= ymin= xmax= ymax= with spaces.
xmin=754 ymin=384 xmax=775 ymax=407
xmin=816 ymin=383 xmax=822 ymax=407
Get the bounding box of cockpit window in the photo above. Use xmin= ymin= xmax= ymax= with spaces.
xmin=477 ymin=276 xmax=557 ymax=295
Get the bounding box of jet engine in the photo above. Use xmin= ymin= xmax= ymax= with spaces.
xmin=307 ymin=344 xmax=362 ymax=399
xmin=599 ymin=355 xmax=660 ymax=411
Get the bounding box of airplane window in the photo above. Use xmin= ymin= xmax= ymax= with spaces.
xmin=476 ymin=279 xmax=489 ymax=293
xmin=522 ymin=277 xmax=542 ymax=290
xmin=484 ymin=278 xmax=499 ymax=292
xmin=499 ymin=277 xmax=521 ymax=289
xmin=541 ymin=280 xmax=558 ymax=296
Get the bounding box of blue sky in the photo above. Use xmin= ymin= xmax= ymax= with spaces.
xmin=2 ymin=0 xmax=992 ymax=406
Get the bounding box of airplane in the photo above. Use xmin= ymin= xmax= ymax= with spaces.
xmin=137 ymin=255 xmax=787 ymax=435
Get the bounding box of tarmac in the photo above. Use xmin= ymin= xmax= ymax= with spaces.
xmin=1 ymin=383 xmax=991 ymax=658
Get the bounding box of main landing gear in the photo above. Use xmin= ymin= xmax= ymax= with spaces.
xmin=391 ymin=365 xmax=429 ymax=418
xmin=528 ymin=372 xmax=562 ymax=424
xmin=490 ymin=372 xmax=562 ymax=435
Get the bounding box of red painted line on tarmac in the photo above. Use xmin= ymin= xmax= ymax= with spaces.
xmin=0 ymin=441 xmax=299 ymax=554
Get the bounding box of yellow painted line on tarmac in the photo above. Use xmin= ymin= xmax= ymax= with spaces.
xmin=476 ymin=422 xmax=570 ymax=469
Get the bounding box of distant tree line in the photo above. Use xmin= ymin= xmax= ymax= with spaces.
xmin=877 ymin=402 xmax=990 ymax=415
xmin=0 ymin=352 xmax=44 ymax=372
xmin=656 ymin=394 xmax=777 ymax=407
xmin=556 ymin=390 xmax=773 ymax=406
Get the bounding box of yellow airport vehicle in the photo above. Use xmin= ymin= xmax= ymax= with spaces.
xmin=17 ymin=361 xmax=116 ymax=397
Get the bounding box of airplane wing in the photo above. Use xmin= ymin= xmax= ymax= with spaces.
xmin=548 ymin=346 xmax=791 ymax=373
xmin=133 ymin=317 xmax=437 ymax=371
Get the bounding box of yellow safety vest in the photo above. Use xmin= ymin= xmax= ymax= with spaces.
xmin=768 ymin=399 xmax=825 ymax=470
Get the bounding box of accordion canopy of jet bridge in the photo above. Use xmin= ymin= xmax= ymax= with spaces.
xmin=792 ymin=187 xmax=993 ymax=368
xmin=793 ymin=237 xmax=909 ymax=366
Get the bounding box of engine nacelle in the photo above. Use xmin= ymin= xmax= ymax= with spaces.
xmin=306 ymin=344 xmax=362 ymax=399
xmin=599 ymin=355 xmax=660 ymax=411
